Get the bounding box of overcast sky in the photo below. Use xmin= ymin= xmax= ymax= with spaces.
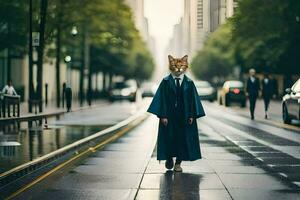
xmin=144 ymin=0 xmax=183 ymax=67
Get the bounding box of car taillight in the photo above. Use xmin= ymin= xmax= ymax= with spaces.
xmin=233 ymin=89 xmax=240 ymax=94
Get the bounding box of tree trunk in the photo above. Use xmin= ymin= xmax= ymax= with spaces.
xmin=6 ymin=48 xmax=11 ymax=82
xmin=79 ymin=28 xmax=86 ymax=106
xmin=108 ymin=72 xmax=113 ymax=90
xmin=55 ymin=0 xmax=62 ymax=108
xmin=102 ymin=71 xmax=107 ymax=92
xmin=87 ymin=64 xmax=92 ymax=106
xmin=95 ymin=72 xmax=98 ymax=93
xmin=28 ymin=0 xmax=34 ymax=112
xmin=55 ymin=25 xmax=61 ymax=108
xmin=36 ymin=0 xmax=48 ymax=112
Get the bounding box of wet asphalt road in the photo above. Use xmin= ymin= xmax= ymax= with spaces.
xmin=12 ymin=100 xmax=300 ymax=200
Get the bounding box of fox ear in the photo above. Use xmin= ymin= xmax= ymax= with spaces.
xmin=181 ymin=55 xmax=188 ymax=62
xmin=168 ymin=55 xmax=175 ymax=62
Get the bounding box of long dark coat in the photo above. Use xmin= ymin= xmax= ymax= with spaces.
xmin=147 ymin=74 xmax=205 ymax=161
xmin=261 ymin=79 xmax=274 ymax=99
xmin=246 ymin=77 xmax=260 ymax=98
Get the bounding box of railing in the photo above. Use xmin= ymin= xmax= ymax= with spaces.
xmin=0 ymin=93 xmax=21 ymax=118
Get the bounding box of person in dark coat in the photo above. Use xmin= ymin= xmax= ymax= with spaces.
xmin=261 ymin=74 xmax=274 ymax=119
xmin=65 ymin=86 xmax=72 ymax=112
xmin=147 ymin=55 xmax=205 ymax=172
xmin=246 ymin=68 xmax=260 ymax=120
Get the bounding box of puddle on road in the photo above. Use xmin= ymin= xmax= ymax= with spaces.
xmin=0 ymin=120 xmax=110 ymax=174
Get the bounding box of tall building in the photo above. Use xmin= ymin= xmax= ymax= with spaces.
xmin=125 ymin=0 xmax=147 ymax=39
xmin=125 ymin=0 xmax=157 ymax=63
xmin=167 ymin=0 xmax=237 ymax=59
xmin=193 ymin=0 xmax=210 ymax=55
xmin=210 ymin=0 xmax=220 ymax=32
xmin=179 ymin=0 xmax=211 ymax=57
xmin=219 ymin=0 xmax=238 ymax=24
xmin=166 ymin=18 xmax=184 ymax=57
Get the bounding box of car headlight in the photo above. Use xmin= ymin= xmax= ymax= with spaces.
xmin=121 ymin=89 xmax=131 ymax=96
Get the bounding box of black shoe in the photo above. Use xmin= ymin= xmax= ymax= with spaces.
xmin=251 ymin=115 xmax=255 ymax=120
xmin=165 ymin=158 xmax=174 ymax=170
xmin=265 ymin=114 xmax=268 ymax=119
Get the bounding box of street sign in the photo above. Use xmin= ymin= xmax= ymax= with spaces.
xmin=32 ymin=32 xmax=40 ymax=46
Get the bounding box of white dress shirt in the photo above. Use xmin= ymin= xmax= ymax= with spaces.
xmin=2 ymin=85 xmax=17 ymax=95
xmin=172 ymin=73 xmax=184 ymax=86
xmin=264 ymin=78 xmax=269 ymax=84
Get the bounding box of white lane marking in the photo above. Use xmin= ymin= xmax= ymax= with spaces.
xmin=278 ymin=172 xmax=288 ymax=178
xmin=202 ymin=117 xmax=300 ymax=159
xmin=207 ymin=105 xmax=300 ymax=143
xmin=293 ymin=182 xmax=300 ymax=187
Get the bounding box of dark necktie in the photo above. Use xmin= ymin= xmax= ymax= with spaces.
xmin=175 ymin=77 xmax=180 ymax=89
xmin=175 ymin=78 xmax=180 ymax=107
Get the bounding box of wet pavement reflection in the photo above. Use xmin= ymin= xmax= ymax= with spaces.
xmin=0 ymin=120 xmax=107 ymax=173
xmin=158 ymin=171 xmax=201 ymax=200
xmin=0 ymin=101 xmax=142 ymax=174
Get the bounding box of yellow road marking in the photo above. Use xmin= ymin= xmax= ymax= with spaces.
xmin=6 ymin=125 xmax=133 ymax=200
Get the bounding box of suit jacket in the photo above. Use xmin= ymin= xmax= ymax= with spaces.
xmin=261 ymin=79 xmax=274 ymax=99
xmin=246 ymin=77 xmax=260 ymax=97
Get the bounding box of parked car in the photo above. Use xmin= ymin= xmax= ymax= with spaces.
xmin=109 ymin=80 xmax=138 ymax=102
xmin=194 ymin=81 xmax=216 ymax=102
xmin=141 ymin=82 xmax=158 ymax=98
xmin=282 ymin=78 xmax=300 ymax=124
xmin=218 ymin=80 xmax=246 ymax=107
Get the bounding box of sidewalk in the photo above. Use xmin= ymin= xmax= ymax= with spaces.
xmin=0 ymin=99 xmax=108 ymax=122
xmin=136 ymin=116 xmax=300 ymax=200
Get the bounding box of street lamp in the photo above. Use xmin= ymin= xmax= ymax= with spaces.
xmin=64 ymin=55 xmax=72 ymax=112
xmin=64 ymin=55 xmax=72 ymax=86
xmin=64 ymin=55 xmax=71 ymax=63
xmin=65 ymin=26 xmax=78 ymax=87
xmin=71 ymin=26 xmax=78 ymax=37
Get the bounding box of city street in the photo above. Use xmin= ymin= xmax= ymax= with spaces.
xmin=1 ymin=0 xmax=300 ymax=199
xmin=8 ymin=99 xmax=300 ymax=200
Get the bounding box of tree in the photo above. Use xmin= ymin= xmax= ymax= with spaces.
xmin=0 ymin=1 xmax=27 ymax=80
xmin=232 ymin=0 xmax=300 ymax=75
xmin=191 ymin=23 xmax=235 ymax=80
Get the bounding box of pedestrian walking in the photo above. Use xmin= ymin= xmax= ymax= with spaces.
xmin=147 ymin=55 xmax=205 ymax=172
xmin=65 ymin=87 xmax=72 ymax=112
xmin=246 ymin=68 xmax=260 ymax=120
xmin=261 ymin=74 xmax=274 ymax=119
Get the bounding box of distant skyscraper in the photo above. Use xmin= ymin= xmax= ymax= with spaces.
xmin=219 ymin=0 xmax=237 ymax=24
xmin=166 ymin=0 xmax=237 ymax=61
xmin=210 ymin=0 xmax=219 ymax=32
xmin=125 ymin=0 xmax=149 ymax=41
xmin=125 ymin=0 xmax=156 ymax=62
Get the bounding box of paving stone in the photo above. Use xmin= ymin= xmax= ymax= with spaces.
xmin=136 ymin=189 xmax=232 ymax=200
xmin=228 ymin=189 xmax=300 ymax=200
xmin=140 ymin=173 xmax=225 ymax=190
xmin=219 ymin=174 xmax=290 ymax=189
